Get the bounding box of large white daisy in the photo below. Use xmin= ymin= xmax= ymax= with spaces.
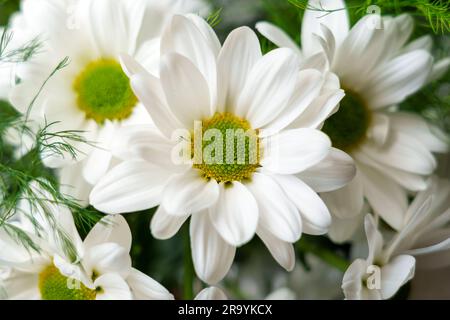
xmin=256 ymin=0 xmax=449 ymax=240
xmin=0 ymin=188 xmax=173 ymax=300
xmin=90 ymin=14 xmax=355 ymax=284
xmin=6 ymin=0 xmax=207 ymax=206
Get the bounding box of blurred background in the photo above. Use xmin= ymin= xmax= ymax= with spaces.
xmin=1 ymin=0 xmax=448 ymax=299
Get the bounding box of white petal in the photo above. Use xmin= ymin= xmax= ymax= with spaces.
xmin=58 ymin=162 xmax=92 ymax=207
xmin=297 ymin=147 xmax=356 ymax=193
xmin=257 ymin=227 xmax=295 ymax=271
xmin=366 ymin=113 xmax=390 ymax=147
xmin=288 ymin=84 xmax=344 ymax=129
xmin=364 ymin=215 xmax=383 ymax=264
xmin=255 ymin=21 xmax=301 ymax=54
xmin=333 ymin=15 xmax=387 ymax=90
xmin=185 ymin=13 xmax=221 ymax=57
xmin=195 ymin=287 xmax=228 ymax=300
xmin=247 ymin=173 xmax=302 ymax=242
xmin=363 ymin=50 xmax=433 ymax=109
xmin=237 ymin=48 xmax=299 ymax=127
xmin=160 ymin=53 xmax=211 ymax=128
xmin=342 ymin=259 xmax=368 ymax=300
xmin=84 ymin=243 xmax=132 ymax=279
xmin=95 ymin=273 xmax=132 ymax=300
xmin=90 ymin=160 xmax=171 ymax=214
xmin=130 ymin=72 xmax=183 ymax=138
xmin=271 ymin=174 xmax=330 ymax=236
xmin=388 ymin=112 xmax=448 ymax=153
xmin=301 ymin=0 xmax=349 ymax=56
xmin=209 ymin=182 xmax=258 ymax=246
xmin=358 ymin=163 xmax=408 ymax=230
xmin=429 ymin=57 xmax=450 ymax=83
xmin=161 ymin=14 xmax=217 ymax=105
xmin=190 ymin=212 xmax=236 ymax=284
xmin=127 ymin=268 xmax=174 ymax=300
xmin=217 ymin=27 xmax=262 ymax=113
xmin=354 ymin=149 xmax=428 ymax=192
xmin=82 ymin=123 xmax=115 ymax=185
xmin=261 ymin=69 xmax=323 ymax=135
xmin=359 ymin=131 xmax=437 ymax=175
xmin=321 ymin=169 xmax=364 ymax=219
xmin=84 ymin=215 xmax=132 ymax=253
xmin=150 ymin=206 xmax=189 ymax=240
xmin=380 ymin=255 xmax=415 ymax=299
xmin=1 ymin=270 xmax=40 ymax=300
xmin=261 ymin=128 xmax=331 ymax=175
xmin=162 ymin=170 xmax=219 ymax=216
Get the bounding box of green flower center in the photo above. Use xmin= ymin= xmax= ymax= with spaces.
xmin=192 ymin=112 xmax=261 ymax=183
xmin=39 ymin=265 xmax=98 ymax=300
xmin=322 ymin=89 xmax=372 ymax=152
xmin=73 ymin=58 xmax=137 ymax=124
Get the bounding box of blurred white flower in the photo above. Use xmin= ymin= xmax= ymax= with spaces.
xmin=0 ymin=188 xmax=172 ymax=300
xmin=343 ymin=177 xmax=450 ymax=299
xmin=5 ymin=0 xmax=207 ymax=206
xmin=257 ymin=0 xmax=449 ymax=241
xmin=90 ymin=14 xmax=354 ymax=284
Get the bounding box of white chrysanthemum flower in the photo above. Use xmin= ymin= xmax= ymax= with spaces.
xmin=0 ymin=197 xmax=172 ymax=300
xmin=90 ymin=14 xmax=355 ymax=284
xmin=6 ymin=0 xmax=207 ymax=206
xmin=256 ymin=0 xmax=449 ymax=240
xmin=342 ymin=177 xmax=450 ymax=300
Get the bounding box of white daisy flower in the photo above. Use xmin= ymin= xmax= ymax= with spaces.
xmin=256 ymin=0 xmax=449 ymax=240
xmin=6 ymin=0 xmax=207 ymax=206
xmin=0 ymin=193 xmax=173 ymax=300
xmin=342 ymin=177 xmax=450 ymax=300
xmin=90 ymin=14 xmax=355 ymax=284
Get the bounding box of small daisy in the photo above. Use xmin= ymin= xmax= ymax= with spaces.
xmin=256 ymin=0 xmax=449 ymax=239
xmin=0 ymin=190 xmax=172 ymax=300
xmin=6 ymin=0 xmax=207 ymax=206
xmin=90 ymin=14 xmax=355 ymax=284
xmin=342 ymin=177 xmax=450 ymax=300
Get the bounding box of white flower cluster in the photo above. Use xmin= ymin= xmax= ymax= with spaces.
xmin=0 ymin=0 xmax=448 ymax=300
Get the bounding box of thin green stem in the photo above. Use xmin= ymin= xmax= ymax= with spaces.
xmin=183 ymin=223 xmax=194 ymax=300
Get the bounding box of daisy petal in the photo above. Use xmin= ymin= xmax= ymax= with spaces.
xmin=358 ymin=163 xmax=408 ymax=230
xmin=255 ymin=21 xmax=301 ymax=54
xmin=321 ymin=170 xmax=364 ymax=220
xmin=217 ymin=27 xmax=262 ymax=113
xmin=127 ymin=268 xmax=174 ymax=300
xmin=190 ymin=212 xmax=236 ymax=284
xmin=90 ymin=160 xmax=171 ymax=214
xmin=162 ymin=170 xmax=219 ymax=216
xmin=271 ymin=174 xmax=330 ymax=236
xmin=363 ymin=50 xmax=433 ymax=109
xmin=248 ymin=173 xmax=302 ymax=243
xmin=380 ymin=255 xmax=415 ymax=299
xmin=257 ymin=227 xmax=295 ymax=271
xmin=95 ymin=273 xmax=132 ymax=300
xmin=237 ymin=48 xmax=299 ymax=127
xmin=261 ymin=128 xmax=331 ymax=175
xmin=195 ymin=287 xmax=227 ymax=300
xmin=301 ymin=0 xmax=349 ymax=56
xmin=209 ymin=182 xmax=258 ymax=246
xmin=150 ymin=206 xmax=189 ymax=240
xmin=297 ymin=147 xmax=356 ymax=193
xmin=160 ymin=53 xmax=211 ymax=128
xmin=84 ymin=215 xmax=132 ymax=253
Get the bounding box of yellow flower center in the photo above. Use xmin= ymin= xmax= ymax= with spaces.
xmin=73 ymin=58 xmax=137 ymax=124
xmin=192 ymin=112 xmax=261 ymax=183
xmin=38 ymin=265 xmax=97 ymax=300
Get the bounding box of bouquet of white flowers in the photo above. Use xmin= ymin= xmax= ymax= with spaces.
xmin=0 ymin=0 xmax=448 ymax=301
